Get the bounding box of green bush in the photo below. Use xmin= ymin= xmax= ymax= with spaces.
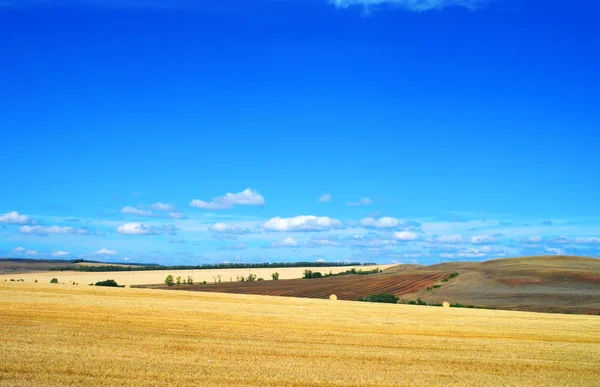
xmin=246 ymin=274 xmax=257 ymax=282
xmin=50 ymin=278 xmax=58 ymax=284
xmin=442 ymin=272 xmax=460 ymax=282
xmin=186 ymin=276 xmax=194 ymax=285
xmin=257 ymin=278 xmax=264 ymax=281
xmin=94 ymin=279 xmax=120 ymax=287
xmin=165 ymin=275 xmax=175 ymax=286
xmin=271 ymin=272 xmax=279 ymax=280
xmin=358 ymin=294 xmax=399 ymax=304
xmin=303 ymin=270 xmax=323 ymax=279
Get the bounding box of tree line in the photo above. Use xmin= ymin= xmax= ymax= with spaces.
xmin=49 ymin=261 xmax=375 ymax=272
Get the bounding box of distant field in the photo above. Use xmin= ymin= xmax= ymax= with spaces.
xmin=1 ymin=282 xmax=599 ymax=386
xmin=403 ymin=256 xmax=600 ymax=314
xmin=156 ymin=273 xmax=448 ymax=300
xmin=0 ymin=264 xmax=393 ymax=286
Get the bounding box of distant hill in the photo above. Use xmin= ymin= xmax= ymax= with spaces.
xmin=399 ymin=256 xmax=600 ymax=315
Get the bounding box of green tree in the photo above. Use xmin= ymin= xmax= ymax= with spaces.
xmin=165 ymin=275 xmax=175 ymax=286
xmin=176 ymin=276 xmax=182 ymax=285
xmin=186 ymin=276 xmax=194 ymax=285
xmin=271 ymin=272 xmax=280 ymax=280
xmin=50 ymin=278 xmax=58 ymax=284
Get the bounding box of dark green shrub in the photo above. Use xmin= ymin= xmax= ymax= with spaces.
xmin=358 ymin=294 xmax=399 ymax=304
xmin=271 ymin=272 xmax=279 ymax=280
xmin=94 ymin=279 xmax=120 ymax=287
xmin=50 ymin=278 xmax=58 ymax=284
xmin=165 ymin=275 xmax=174 ymax=286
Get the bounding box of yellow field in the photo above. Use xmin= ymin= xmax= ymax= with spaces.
xmin=0 ymin=264 xmax=392 ymax=286
xmin=1 ymin=282 xmax=599 ymax=386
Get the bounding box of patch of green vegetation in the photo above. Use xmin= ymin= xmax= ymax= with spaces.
xmin=357 ymin=294 xmax=399 ymax=304
xmin=50 ymin=278 xmax=58 ymax=284
xmin=94 ymin=279 xmax=123 ymax=287
xmin=425 ymin=284 xmax=442 ymax=291
xmin=324 ymin=267 xmax=383 ymax=277
xmin=441 ymin=272 xmax=460 ymax=282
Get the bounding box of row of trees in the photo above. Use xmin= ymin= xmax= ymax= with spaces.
xmin=50 ymin=261 xmax=374 ymax=272
xmin=164 ymin=272 xmax=281 ymax=286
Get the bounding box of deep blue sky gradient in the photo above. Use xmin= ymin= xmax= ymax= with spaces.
xmin=1 ymin=0 xmax=599 ymax=263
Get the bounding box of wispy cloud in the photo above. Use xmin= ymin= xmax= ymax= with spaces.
xmin=92 ymin=248 xmax=117 ymax=256
xmin=121 ymin=206 xmax=152 ymax=217
xmin=318 ymin=194 xmax=332 ymax=203
xmin=116 ymin=222 xmax=177 ymax=235
xmin=330 ymin=0 xmax=489 ymax=12
xmin=261 ymin=216 xmax=345 ymax=232
xmin=19 ymin=225 xmax=90 ymax=236
xmin=0 ymin=211 xmax=30 ymax=225
xmin=208 ymin=222 xmax=252 ymax=234
xmin=347 ymin=197 xmax=372 ymax=206
xmin=190 ymin=188 xmax=265 ymax=210
xmin=270 ymin=237 xmax=299 ymax=248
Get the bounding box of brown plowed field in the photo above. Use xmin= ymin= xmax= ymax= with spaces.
xmin=156 ymin=273 xmax=448 ymax=300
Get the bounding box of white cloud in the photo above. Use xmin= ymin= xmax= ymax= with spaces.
xmin=393 ymin=231 xmax=419 ymax=241
xmin=470 ymin=235 xmax=496 ymax=244
xmin=348 ymin=197 xmax=372 ymax=206
xmin=190 ymin=188 xmax=265 ymax=210
xmin=93 ymin=248 xmax=117 ymax=256
xmin=330 ymin=0 xmax=487 ymax=12
xmin=316 ymin=258 xmax=325 ymax=263
xmin=149 ymin=202 xmax=175 ymax=212
xmin=208 ymin=222 xmax=251 ymax=234
xmin=51 ymin=251 xmax=69 ymax=257
xmin=435 ymin=234 xmax=465 ymax=244
xmin=360 ymin=217 xmax=399 ymax=229
xmin=169 ymin=212 xmax=185 ymax=219
xmin=19 ymin=225 xmax=89 ymax=236
xmin=11 ymin=247 xmax=37 ymax=256
xmin=270 ymin=237 xmax=299 ymax=248
xmin=261 ymin=216 xmax=344 ymax=232
xmin=529 ymin=236 xmax=542 ymax=243
xmin=121 ymin=206 xmax=152 ymax=216
xmin=318 ymin=194 xmax=332 ymax=203
xmin=116 ymin=222 xmax=177 ymax=235
xmin=0 ymin=211 xmax=30 ymax=224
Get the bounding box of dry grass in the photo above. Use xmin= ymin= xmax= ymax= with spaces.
xmin=0 ymin=264 xmax=393 ymax=286
xmin=1 ymin=282 xmax=599 ymax=386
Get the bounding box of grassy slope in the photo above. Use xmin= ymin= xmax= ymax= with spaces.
xmin=402 ymin=256 xmax=600 ymax=314
xmin=1 ymin=282 xmax=599 ymax=386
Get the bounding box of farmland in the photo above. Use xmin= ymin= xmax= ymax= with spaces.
xmin=155 ymin=273 xmax=448 ymax=300
xmin=0 ymin=264 xmax=393 ymax=286
xmin=1 ymin=281 xmax=599 ymax=386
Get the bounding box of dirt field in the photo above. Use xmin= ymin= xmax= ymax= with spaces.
xmin=1 ymin=282 xmax=599 ymax=386
xmin=155 ymin=273 xmax=448 ymax=300
xmin=0 ymin=264 xmax=393 ymax=286
xmin=403 ymin=256 xmax=600 ymax=314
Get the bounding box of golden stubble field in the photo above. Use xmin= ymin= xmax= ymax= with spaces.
xmin=0 ymin=264 xmax=393 ymax=286
xmin=1 ymin=282 xmax=599 ymax=386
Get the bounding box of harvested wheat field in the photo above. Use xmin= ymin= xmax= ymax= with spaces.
xmin=0 ymin=264 xmax=392 ymax=286
xmin=155 ymin=273 xmax=448 ymax=300
xmin=1 ymin=282 xmax=599 ymax=386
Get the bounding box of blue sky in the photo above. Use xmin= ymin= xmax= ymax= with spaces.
xmin=1 ymin=0 xmax=599 ymax=265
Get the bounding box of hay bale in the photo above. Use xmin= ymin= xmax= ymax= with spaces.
xmin=329 ymin=294 xmax=337 ymax=301
xmin=443 ymin=301 xmax=450 ymax=308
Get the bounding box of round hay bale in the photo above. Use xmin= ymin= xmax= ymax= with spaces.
xmin=443 ymin=301 xmax=450 ymax=308
xmin=329 ymin=294 xmax=337 ymax=301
